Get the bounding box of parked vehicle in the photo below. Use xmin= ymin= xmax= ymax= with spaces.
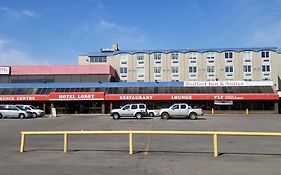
xmin=15 ymin=105 xmax=45 ymax=118
xmin=147 ymin=109 xmax=159 ymax=117
xmin=0 ymin=104 xmax=32 ymax=119
xmin=159 ymin=103 xmax=203 ymax=120
xmin=110 ymin=104 xmax=148 ymax=119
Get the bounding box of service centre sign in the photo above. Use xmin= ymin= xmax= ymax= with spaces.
xmin=0 ymin=95 xmax=48 ymax=101
xmin=49 ymin=92 xmax=104 ymax=101
xmin=0 ymin=66 xmax=11 ymax=75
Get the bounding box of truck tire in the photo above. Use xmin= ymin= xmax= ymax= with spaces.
xmin=135 ymin=113 xmax=142 ymax=119
xmin=161 ymin=112 xmax=169 ymax=119
xmin=112 ymin=113 xmax=120 ymax=120
xmin=148 ymin=112 xmax=154 ymax=117
xmin=189 ymin=113 xmax=197 ymax=120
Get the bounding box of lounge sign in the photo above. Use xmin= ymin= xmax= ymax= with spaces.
xmin=49 ymin=92 xmax=104 ymax=101
xmin=105 ymin=94 xmax=279 ymax=101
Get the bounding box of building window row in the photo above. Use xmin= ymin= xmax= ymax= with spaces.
xmin=90 ymin=56 xmax=107 ymax=63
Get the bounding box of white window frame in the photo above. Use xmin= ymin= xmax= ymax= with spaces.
xmin=189 ymin=52 xmax=197 ymax=60
xmin=225 ymin=52 xmax=233 ymax=59
xmin=189 ymin=66 xmax=197 ymax=73
xmin=261 ymin=51 xmax=270 ymax=58
xmin=207 ymin=66 xmax=215 ymax=73
xmin=225 ymin=66 xmax=233 ymax=73
xmin=262 ymin=65 xmax=270 ymax=72
xmin=206 ymin=52 xmax=215 ymax=60
xmin=154 ymin=67 xmax=161 ymax=74
xmin=243 ymin=65 xmax=251 ymax=72
xmin=120 ymin=67 xmax=127 ymax=74
xmin=171 ymin=66 xmax=179 ymax=74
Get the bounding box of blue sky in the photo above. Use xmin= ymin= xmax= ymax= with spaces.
xmin=0 ymin=0 xmax=281 ymax=65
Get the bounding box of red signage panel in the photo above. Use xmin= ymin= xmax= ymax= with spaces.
xmin=0 ymin=95 xmax=48 ymax=101
xmin=49 ymin=92 xmax=104 ymax=101
xmin=105 ymin=94 xmax=279 ymax=101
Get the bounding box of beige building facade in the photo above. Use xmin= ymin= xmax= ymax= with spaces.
xmin=78 ymin=44 xmax=281 ymax=89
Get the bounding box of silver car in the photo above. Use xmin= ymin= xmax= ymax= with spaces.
xmin=0 ymin=104 xmax=31 ymax=119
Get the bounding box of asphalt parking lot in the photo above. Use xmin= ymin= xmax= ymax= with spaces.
xmin=1 ymin=114 xmax=281 ymax=175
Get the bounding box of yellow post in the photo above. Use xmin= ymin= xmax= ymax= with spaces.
xmin=20 ymin=133 xmax=25 ymax=153
xmin=246 ymin=108 xmax=249 ymax=115
xmin=212 ymin=108 xmax=214 ymax=115
xmin=64 ymin=133 xmax=68 ymax=154
xmin=213 ymin=133 xmax=218 ymax=157
xmin=129 ymin=132 xmax=133 ymax=155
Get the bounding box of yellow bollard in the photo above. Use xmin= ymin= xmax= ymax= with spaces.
xmin=246 ymin=108 xmax=249 ymax=115
xmin=212 ymin=108 xmax=214 ymax=115
xmin=20 ymin=133 xmax=25 ymax=153
xmin=64 ymin=133 xmax=68 ymax=154
xmin=129 ymin=132 xmax=133 ymax=155
xmin=213 ymin=134 xmax=218 ymax=157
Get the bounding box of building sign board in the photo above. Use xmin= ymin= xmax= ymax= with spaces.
xmin=0 ymin=66 xmax=11 ymax=75
xmin=105 ymin=94 xmax=279 ymax=101
xmin=0 ymin=95 xmax=47 ymax=101
xmin=49 ymin=92 xmax=104 ymax=101
xmin=184 ymin=81 xmax=274 ymax=87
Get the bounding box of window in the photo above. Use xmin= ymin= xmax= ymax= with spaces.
xmin=171 ymin=53 xmax=179 ymax=60
xmin=122 ymin=105 xmax=130 ymax=110
xmin=120 ymin=67 xmax=127 ymax=74
xmin=154 ymin=53 xmax=161 ymax=61
xmin=189 ymin=66 xmax=197 ymax=73
xmin=225 ymin=52 xmax=233 ymax=59
xmin=225 ymin=66 xmax=233 ymax=72
xmin=244 ymin=65 xmax=251 ymax=72
xmin=207 ymin=66 xmax=215 ymax=73
xmin=206 ymin=52 xmax=215 ymax=59
xmin=261 ymin=51 xmax=269 ymax=58
xmin=189 ymin=52 xmax=197 ymax=60
xmin=131 ymin=105 xmax=138 ymax=109
xmin=154 ymin=67 xmax=161 ymax=74
xmin=139 ymin=104 xmax=145 ymax=109
xmin=90 ymin=56 xmax=107 ymax=63
xmin=171 ymin=105 xmax=179 ymax=109
xmin=137 ymin=54 xmax=144 ymax=61
xmin=120 ymin=54 xmax=128 ymax=64
xmin=181 ymin=105 xmax=187 ymax=109
xmin=262 ymin=65 xmax=270 ymax=72
xmin=243 ymin=51 xmax=252 ymax=59
xmin=137 ymin=67 xmax=144 ymax=74
xmin=171 ymin=66 xmax=179 ymax=73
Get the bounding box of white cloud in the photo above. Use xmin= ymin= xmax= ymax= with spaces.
xmin=97 ymin=20 xmax=148 ymax=48
xmin=0 ymin=7 xmax=40 ymax=21
xmin=21 ymin=10 xmax=40 ymax=18
xmin=0 ymin=38 xmax=49 ymax=66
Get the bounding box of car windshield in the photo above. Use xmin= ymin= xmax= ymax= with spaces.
xmin=30 ymin=106 xmax=37 ymax=109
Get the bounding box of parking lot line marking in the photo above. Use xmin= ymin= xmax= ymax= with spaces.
xmin=144 ymin=136 xmax=151 ymax=155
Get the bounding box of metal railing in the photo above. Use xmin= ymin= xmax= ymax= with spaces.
xmin=20 ymin=131 xmax=281 ymax=157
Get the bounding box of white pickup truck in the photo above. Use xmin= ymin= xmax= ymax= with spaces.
xmin=159 ymin=103 xmax=203 ymax=120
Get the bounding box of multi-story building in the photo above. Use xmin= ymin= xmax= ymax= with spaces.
xmin=78 ymin=44 xmax=281 ymax=89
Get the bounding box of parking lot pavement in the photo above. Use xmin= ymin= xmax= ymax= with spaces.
xmin=1 ymin=114 xmax=281 ymax=175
